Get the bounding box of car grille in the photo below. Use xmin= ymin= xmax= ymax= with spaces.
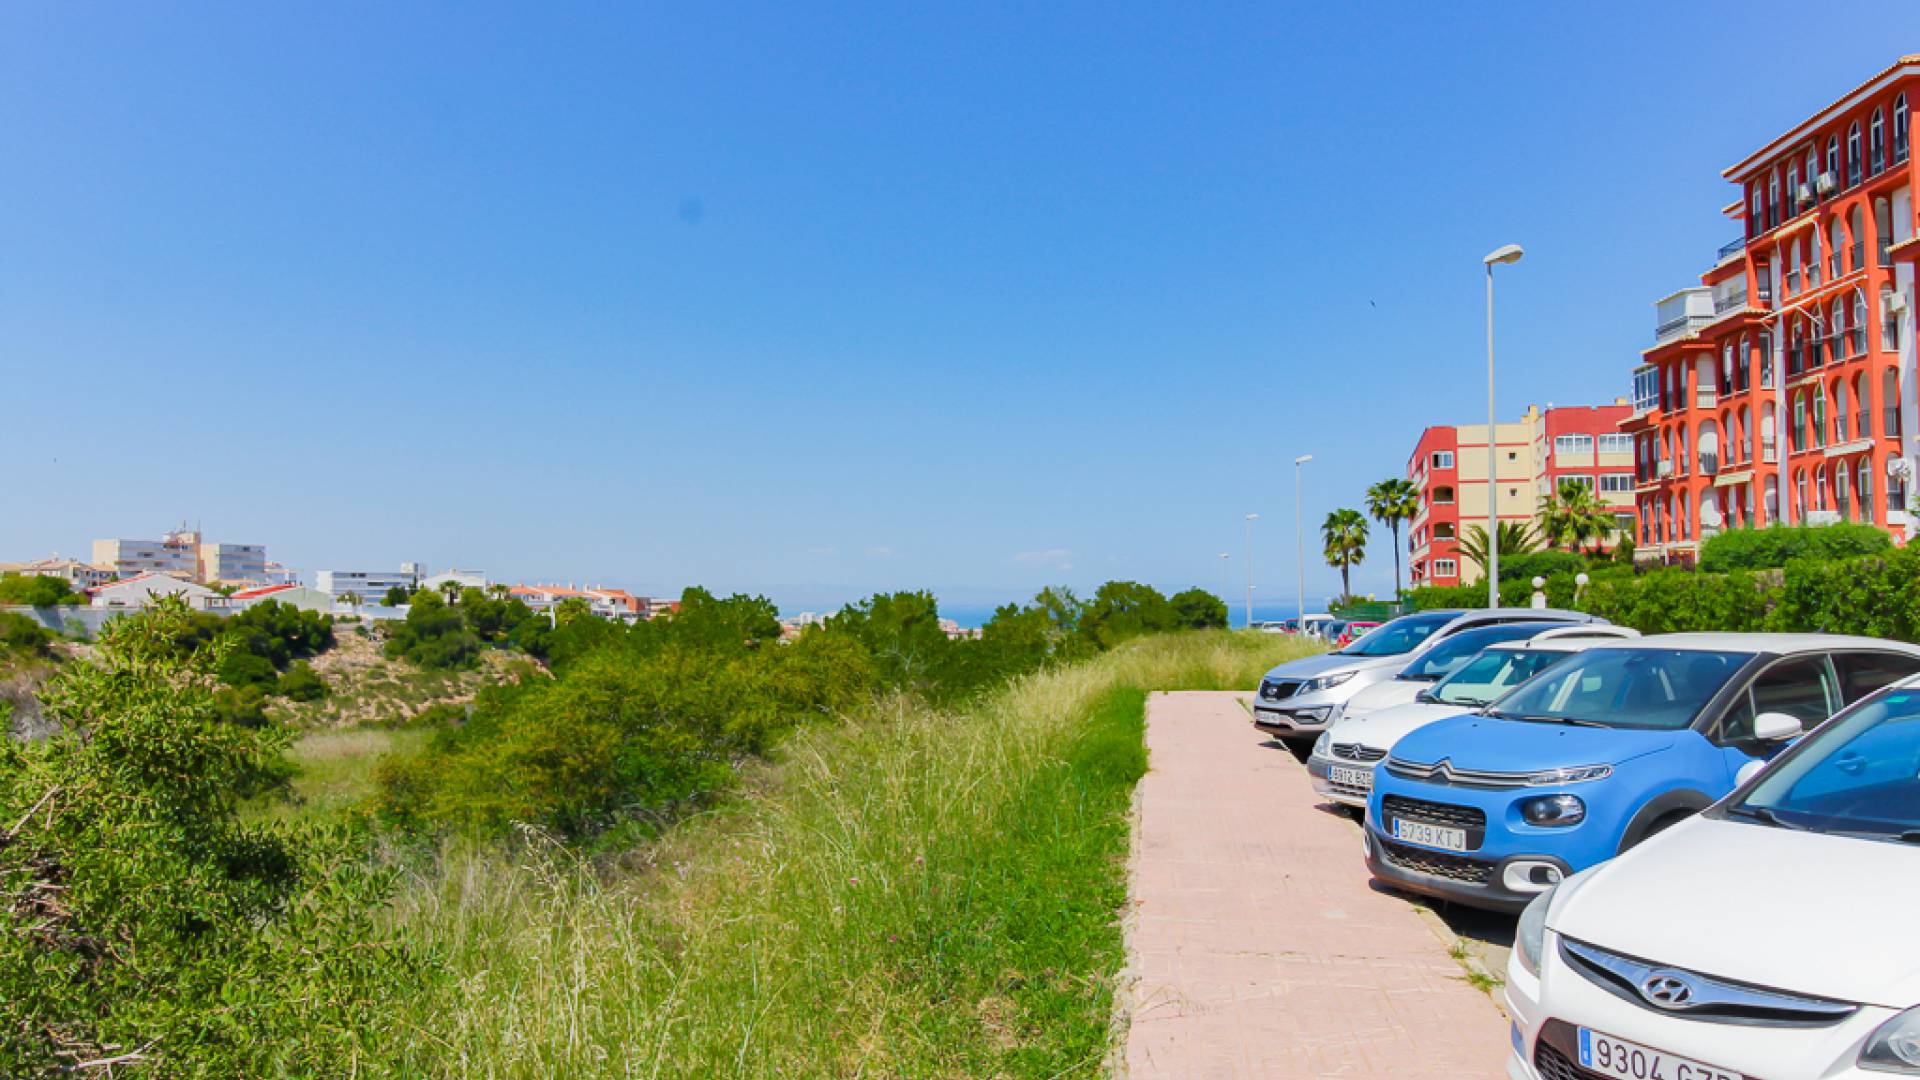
xmin=1384 ymin=756 xmax=1533 ymax=789
xmin=1259 ymin=679 xmax=1303 ymax=702
xmin=1377 ymin=838 xmax=1494 ymax=885
xmin=1533 ymin=1041 xmax=1599 ymax=1080
xmin=1330 ymin=742 xmax=1387 ymax=762
xmin=1381 ymin=795 xmax=1486 ymax=830
xmin=1560 ymin=938 xmax=1858 ymax=1027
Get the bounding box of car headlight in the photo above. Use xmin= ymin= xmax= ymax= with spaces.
xmin=1516 ymin=885 xmax=1557 ymax=977
xmin=1862 ymin=1006 xmax=1920 ymax=1073
xmin=1312 ymin=732 xmax=1331 ymax=757
xmin=1525 ymin=764 xmax=1612 ymax=786
xmin=1294 ymin=707 xmax=1331 ymax=722
xmin=1520 ymin=795 xmax=1586 ymax=827
xmin=1308 ymin=670 xmax=1356 ymax=692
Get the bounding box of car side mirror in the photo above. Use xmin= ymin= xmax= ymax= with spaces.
xmin=1735 ymin=760 xmax=1767 ymax=787
xmin=1414 ymin=689 xmax=1437 ymax=704
xmin=1752 ymin=711 xmax=1803 ymax=742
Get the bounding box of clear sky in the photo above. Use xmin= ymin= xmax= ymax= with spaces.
xmin=5 ymin=3 xmax=1918 ymax=612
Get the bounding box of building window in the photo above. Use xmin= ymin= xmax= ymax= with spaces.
xmin=1633 ymin=366 xmax=1660 ymax=413
xmin=1554 ymin=433 xmax=1595 ymax=455
xmin=1871 ymin=108 xmax=1886 ymax=175
xmin=1597 ymin=433 xmax=1633 ymax=454
xmin=1827 ymin=135 xmax=1841 ymax=182
xmin=1431 ymin=450 xmax=1454 ymax=469
xmin=1848 ymin=122 xmax=1863 ymax=186
xmin=1433 ymin=559 xmax=1458 ymax=578
xmin=1768 ymin=170 xmax=1781 ymax=229
xmin=1598 ymin=474 xmax=1635 ymax=494
xmin=1885 ymin=286 xmax=1903 ymax=353
xmin=1432 ymin=485 xmax=1455 ymax=505
xmin=1561 ymin=474 xmax=1595 ymax=490
xmin=1614 ymin=512 xmax=1635 ymax=536
xmin=1897 ymin=94 xmax=1911 ymax=164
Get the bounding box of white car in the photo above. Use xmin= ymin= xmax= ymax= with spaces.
xmin=1252 ymin=607 xmax=1601 ymax=747
xmin=1506 ymin=674 xmax=1920 ymax=1080
xmin=1336 ymin=623 xmax=1636 ymax=726
xmin=1306 ymin=631 xmax=1633 ymax=809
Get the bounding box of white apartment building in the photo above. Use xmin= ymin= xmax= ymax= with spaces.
xmin=316 ymin=567 xmax=421 ymax=600
xmin=199 ymin=542 xmax=268 ymax=585
xmin=0 ymin=556 xmax=117 ymax=591
xmin=92 ymin=530 xmax=200 ymax=580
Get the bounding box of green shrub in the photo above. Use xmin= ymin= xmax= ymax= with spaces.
xmin=226 ymin=599 xmax=335 ymax=667
xmin=1764 ymin=547 xmax=1920 ymax=639
xmin=0 ymin=598 xmax=413 ymax=1075
xmin=1579 ymin=568 xmax=1769 ymax=633
xmin=1698 ymin=523 xmax=1891 ymax=572
xmin=217 ymin=649 xmax=281 ymax=691
xmin=1495 ymin=550 xmax=1588 ymax=583
xmin=1168 ymin=587 xmax=1229 ymax=629
xmin=0 ymin=612 xmax=53 ymax=656
xmin=277 ymin=660 xmax=330 ymax=702
xmin=0 ymin=575 xmax=82 ymax=606
xmin=385 ymin=591 xmax=484 ymax=670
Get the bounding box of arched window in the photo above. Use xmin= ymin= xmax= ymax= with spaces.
xmin=1851 ymin=205 xmax=1866 ymax=270
xmin=1856 ymin=371 xmax=1872 ymax=439
xmin=1827 ymin=134 xmax=1842 ymax=180
xmin=1829 ymin=221 xmax=1844 ymax=278
xmin=1816 ymin=465 xmax=1829 ymax=511
xmin=1837 ymin=462 xmax=1852 ymax=520
xmin=1738 ymin=404 xmax=1753 ymax=460
xmin=1813 ymin=385 xmax=1828 ymax=447
xmin=1859 ymin=458 xmax=1875 ymax=524
xmin=1885 ymin=369 xmax=1903 ymax=439
xmin=1897 ymin=94 xmax=1911 ymax=163
xmin=1769 ymin=169 xmax=1782 ymax=229
xmin=1885 ymin=285 xmax=1902 ymax=352
xmin=1876 ymin=198 xmax=1894 ymax=267
xmin=1871 ymin=108 xmax=1886 ymax=174
xmin=1828 ymin=300 xmax=1844 ymax=363
xmin=1678 ymin=489 xmax=1690 ymax=539
xmin=1794 ymin=470 xmax=1807 ymax=519
xmin=1788 ymin=162 xmax=1802 ymax=214
xmin=1837 ymin=380 xmax=1851 ymax=442
xmin=1853 ymin=289 xmax=1869 ymax=357
xmin=1760 ymin=332 xmax=1775 ymax=388
xmin=1792 ymin=392 xmax=1807 ymax=451
xmin=1848 ymin=122 xmax=1863 ymax=186
xmin=1749 ymin=184 xmax=1763 ymax=237
xmin=1762 ymin=400 xmax=1778 ymax=461
xmin=1807 ymin=231 xmax=1821 ymax=288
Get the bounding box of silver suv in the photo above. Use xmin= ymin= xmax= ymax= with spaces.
xmin=1252 ymin=607 xmax=1606 ymax=748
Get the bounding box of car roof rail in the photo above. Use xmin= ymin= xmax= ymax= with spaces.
xmin=1528 ymin=624 xmax=1641 ymax=643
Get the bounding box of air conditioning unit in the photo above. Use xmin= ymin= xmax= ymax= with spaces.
xmin=1816 ymin=172 xmax=1838 ymax=196
xmin=1797 ymin=184 xmax=1815 ymax=207
xmin=1892 ymin=290 xmax=1911 ymax=314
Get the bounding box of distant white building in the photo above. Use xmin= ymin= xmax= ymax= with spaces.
xmin=90 ymin=573 xmax=226 ymax=611
xmin=0 ymin=556 xmax=117 ymax=591
xmin=230 ymin=583 xmax=336 ymax=614
xmin=316 ymin=567 xmax=421 ymax=600
xmin=92 ymin=530 xmax=201 ymax=580
xmin=417 ymin=568 xmax=489 ymax=596
xmin=261 ymin=562 xmax=302 ymax=587
xmin=199 ymin=542 xmax=268 ymax=585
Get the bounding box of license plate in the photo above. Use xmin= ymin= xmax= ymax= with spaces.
xmin=1390 ymin=818 xmax=1467 ymax=852
xmin=1578 ymin=1027 xmax=1743 ymax=1080
xmin=1329 ymin=764 xmax=1373 ymax=789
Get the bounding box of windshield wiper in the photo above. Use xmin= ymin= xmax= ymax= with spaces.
xmin=1726 ymin=805 xmax=1804 ymax=830
xmin=1506 ymin=714 xmax=1605 ymax=728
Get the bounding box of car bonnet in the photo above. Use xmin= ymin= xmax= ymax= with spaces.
xmin=1387 ymin=714 xmax=1685 ymax=775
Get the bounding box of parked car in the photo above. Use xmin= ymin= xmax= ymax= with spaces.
xmin=1251 ymin=607 xmax=1599 ymax=749
xmin=1364 ymin=633 xmax=1920 ymax=912
xmin=1506 ymin=675 xmax=1920 ymax=1080
xmin=1308 ymin=629 xmax=1637 ymax=809
xmin=1334 ymin=622 xmax=1631 ymax=727
xmin=1334 ymin=620 xmax=1381 ymax=647
xmin=1298 ymin=613 xmax=1335 ymax=638
xmin=1255 ymin=619 xmax=1297 ymax=634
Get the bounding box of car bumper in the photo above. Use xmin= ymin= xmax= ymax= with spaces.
xmin=1251 ymin=702 xmax=1336 ymax=736
xmin=1306 ymin=753 xmax=1373 ymax=808
xmin=1362 ymin=825 xmax=1569 ymax=914
xmin=1505 ymin=932 xmax=1896 ymax=1080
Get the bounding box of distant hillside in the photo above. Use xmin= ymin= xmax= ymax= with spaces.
xmin=268 ymin=626 xmax=547 ymax=728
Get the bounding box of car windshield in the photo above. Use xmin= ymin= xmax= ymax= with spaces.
xmin=1336 ymin=612 xmax=1457 ymax=657
xmin=1731 ymin=686 xmax=1920 ymax=840
xmin=1486 ymin=648 xmax=1753 ymax=730
xmin=1395 ymin=623 xmax=1572 ymax=681
xmin=1429 ymin=649 xmax=1575 ymax=706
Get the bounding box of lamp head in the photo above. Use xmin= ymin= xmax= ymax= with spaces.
xmin=1294 ymin=454 xmax=1314 ymax=465
xmin=1484 ymin=243 xmax=1525 ymax=266
xmin=1246 ymin=513 xmax=1260 ymax=521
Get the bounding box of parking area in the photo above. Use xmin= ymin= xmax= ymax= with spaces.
xmin=1122 ymin=691 xmax=1508 ymax=1079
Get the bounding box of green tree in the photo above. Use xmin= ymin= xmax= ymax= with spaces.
xmin=384 ymin=589 xmax=482 ymax=670
xmin=1168 ymin=587 xmax=1228 ymax=629
xmin=1456 ymin=521 xmax=1543 ymax=576
xmin=829 ymin=591 xmax=951 ymax=689
xmin=1320 ymin=509 xmax=1369 ymax=601
xmin=0 ymin=575 xmax=82 ymax=607
xmin=1364 ymin=477 xmax=1423 ymax=596
xmin=383 ymin=584 xmax=411 ymax=607
xmin=1537 ymin=479 xmax=1617 ymax=553
xmin=1078 ymin=581 xmax=1177 ymax=648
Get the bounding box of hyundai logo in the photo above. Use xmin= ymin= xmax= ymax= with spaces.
xmin=1640 ymin=973 xmax=1696 ymax=1009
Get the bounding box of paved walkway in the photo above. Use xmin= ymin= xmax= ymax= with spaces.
xmin=1120 ymin=691 xmax=1508 ymax=1079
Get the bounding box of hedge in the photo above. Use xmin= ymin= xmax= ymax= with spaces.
xmin=1697 ymin=522 xmax=1891 ymax=572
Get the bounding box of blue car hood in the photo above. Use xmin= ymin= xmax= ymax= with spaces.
xmin=1389 ymin=715 xmax=1684 ymax=774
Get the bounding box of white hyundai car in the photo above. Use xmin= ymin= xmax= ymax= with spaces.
xmin=1334 ymin=622 xmax=1634 ymax=727
xmin=1506 ymin=673 xmax=1920 ymax=1080
xmin=1306 ymin=628 xmax=1637 ymax=809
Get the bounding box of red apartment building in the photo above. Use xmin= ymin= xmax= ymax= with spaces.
xmin=1627 ymin=57 xmax=1919 ymax=561
xmin=1407 ymin=403 xmax=1631 ymax=589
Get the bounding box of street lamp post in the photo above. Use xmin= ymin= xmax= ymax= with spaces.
xmin=1243 ymin=513 xmax=1259 ymax=629
xmin=1483 ymin=243 xmax=1525 ymax=609
xmin=1219 ymin=552 xmax=1231 ymax=612
xmin=1293 ymin=454 xmax=1313 ymax=626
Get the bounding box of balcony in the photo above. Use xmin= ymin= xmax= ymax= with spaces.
xmin=1717 ymin=237 xmax=1746 ymax=262
xmin=1882 ymin=240 xmax=1896 ymax=268
xmin=1699 ymin=453 xmax=1720 ymax=476
xmin=1850 ymin=328 xmax=1867 ymax=357
xmin=1852 ymin=240 xmax=1865 ymax=272
xmin=1857 ymin=411 xmax=1872 ymax=439
xmin=1762 ymin=435 xmax=1778 ymax=463
xmin=1712 ymin=281 xmax=1748 ymax=314
xmin=1655 ymin=314 xmax=1711 ymax=343
xmin=1656 ymin=459 xmax=1674 ymax=478
xmin=1653 ymin=288 xmax=1715 ymax=346
xmin=1786 ymin=269 xmax=1802 ymax=295
xmin=1757 ymin=278 xmax=1773 ymax=307
xmin=1888 ymin=407 xmax=1904 ymax=438
xmin=1695 ymin=388 xmax=1717 ymax=409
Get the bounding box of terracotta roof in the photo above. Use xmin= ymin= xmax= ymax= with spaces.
xmin=231 ymin=583 xmax=297 ymax=600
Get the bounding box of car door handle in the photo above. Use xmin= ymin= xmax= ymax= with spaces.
xmin=1836 ymin=753 xmax=1867 ymax=776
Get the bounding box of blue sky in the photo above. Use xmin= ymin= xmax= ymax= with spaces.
xmin=5 ymin=3 xmax=1918 ymax=613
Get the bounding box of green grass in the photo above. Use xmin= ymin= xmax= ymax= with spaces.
xmin=246 ymin=726 xmax=431 ymax=824
xmin=364 ymin=630 xmax=1316 ymax=1077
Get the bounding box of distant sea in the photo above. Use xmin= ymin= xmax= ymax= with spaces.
xmin=780 ymin=598 xmax=1319 ymax=632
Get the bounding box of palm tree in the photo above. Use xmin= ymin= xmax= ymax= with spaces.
xmin=1320 ymin=509 xmax=1369 ymax=602
xmin=1455 ymin=521 xmax=1542 ymax=576
xmin=440 ymin=578 xmax=463 ymax=605
xmin=1537 ymin=479 xmax=1617 ymax=554
xmin=339 ymin=590 xmax=361 ymax=615
xmin=1365 ymin=478 xmax=1422 ymax=597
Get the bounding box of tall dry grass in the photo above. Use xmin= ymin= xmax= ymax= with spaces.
xmin=372 ymin=631 xmax=1317 ymax=1078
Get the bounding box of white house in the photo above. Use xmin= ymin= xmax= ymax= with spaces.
xmin=89 ymin=573 xmax=226 ymax=611
xmin=229 ymin=583 xmax=337 ymax=614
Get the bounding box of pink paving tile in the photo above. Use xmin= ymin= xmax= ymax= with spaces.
xmin=1120 ymin=691 xmax=1508 ymax=1079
